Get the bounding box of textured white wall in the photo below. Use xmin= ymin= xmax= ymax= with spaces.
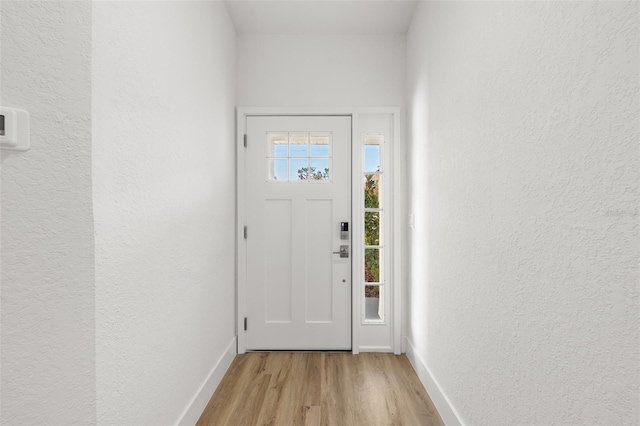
xmin=0 ymin=1 xmax=95 ymax=424
xmin=237 ymin=34 xmax=405 ymax=107
xmin=406 ymin=1 xmax=639 ymax=424
xmin=93 ymin=2 xmax=236 ymax=424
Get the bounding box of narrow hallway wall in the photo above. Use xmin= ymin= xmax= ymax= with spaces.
xmin=93 ymin=2 xmax=236 ymax=423
xmin=0 ymin=1 xmax=95 ymax=423
xmin=237 ymin=34 xmax=405 ymax=107
xmin=406 ymin=2 xmax=639 ymax=424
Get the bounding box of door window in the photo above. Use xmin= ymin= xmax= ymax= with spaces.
xmin=267 ymin=132 xmax=332 ymax=182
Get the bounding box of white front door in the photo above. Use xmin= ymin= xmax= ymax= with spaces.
xmin=244 ymin=115 xmax=351 ymax=350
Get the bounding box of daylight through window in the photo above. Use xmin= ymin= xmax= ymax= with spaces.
xmin=363 ymin=134 xmax=384 ymax=323
xmin=267 ymin=132 xmax=332 ymax=182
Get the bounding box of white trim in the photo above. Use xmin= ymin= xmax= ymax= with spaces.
xmin=237 ymin=112 xmax=247 ymax=354
xmin=238 ymin=107 xmax=397 ymax=116
xmin=392 ymin=111 xmax=402 ymax=355
xmin=351 ymin=113 xmax=362 ymax=355
xmin=358 ymin=345 xmax=394 ymax=353
xmin=176 ymin=337 xmax=237 ymax=426
xmin=404 ymin=338 xmax=465 ymax=426
xmin=236 ymin=107 xmax=401 ymax=356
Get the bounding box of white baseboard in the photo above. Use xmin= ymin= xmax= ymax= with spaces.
xmin=177 ymin=337 xmax=237 ymax=426
xmin=358 ymin=345 xmax=393 ymax=353
xmin=404 ymin=337 xmax=465 ymax=426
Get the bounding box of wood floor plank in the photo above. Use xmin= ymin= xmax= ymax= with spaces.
xmin=301 ymin=354 xmax=321 ymax=407
xmin=233 ymin=373 xmax=272 ymax=426
xmin=197 ymin=352 xmax=444 ymax=426
xmin=255 ymin=353 xmax=295 ymax=426
xmin=303 ymin=406 xmax=322 ymax=426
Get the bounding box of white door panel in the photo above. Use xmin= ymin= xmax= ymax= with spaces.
xmin=245 ymin=116 xmax=351 ymax=350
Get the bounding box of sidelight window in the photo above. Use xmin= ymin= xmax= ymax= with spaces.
xmin=363 ymin=134 xmax=385 ymax=323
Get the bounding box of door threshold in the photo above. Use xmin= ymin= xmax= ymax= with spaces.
xmin=246 ymin=349 xmax=352 ymax=353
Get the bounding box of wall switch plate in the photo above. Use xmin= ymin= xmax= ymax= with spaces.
xmin=0 ymin=107 xmax=30 ymax=151
xmin=408 ymin=213 xmax=415 ymax=229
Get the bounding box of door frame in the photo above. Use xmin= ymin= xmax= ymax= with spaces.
xmin=236 ymin=107 xmax=402 ymax=355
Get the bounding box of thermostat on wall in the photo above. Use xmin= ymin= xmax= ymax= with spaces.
xmin=0 ymin=107 xmax=30 ymax=151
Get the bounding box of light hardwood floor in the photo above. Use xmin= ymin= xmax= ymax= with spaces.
xmin=197 ymin=352 xmax=444 ymax=426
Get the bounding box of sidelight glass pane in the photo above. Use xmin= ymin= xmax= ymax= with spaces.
xmin=309 ymin=159 xmax=330 ymax=181
xmin=364 ymin=285 xmax=383 ymax=321
xmin=364 ymin=174 xmax=381 ymax=208
xmin=269 ymin=134 xmax=288 ymax=157
xmin=290 ymin=159 xmax=309 ymax=181
xmin=269 ymin=159 xmax=287 ymax=181
xmin=364 ymin=212 xmax=380 ymax=246
xmin=364 ymin=135 xmax=382 ymax=173
xmin=289 ymin=134 xmax=308 ymax=157
xmin=310 ymin=134 xmax=331 ymax=157
xmin=362 ymin=132 xmax=387 ymax=324
xmin=364 ymin=248 xmax=380 ymax=283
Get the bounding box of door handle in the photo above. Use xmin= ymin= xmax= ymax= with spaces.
xmin=332 ymin=245 xmax=349 ymax=258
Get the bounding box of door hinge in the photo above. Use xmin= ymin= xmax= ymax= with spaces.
xmin=243 ymin=134 xmax=247 ymax=147
xmin=243 ymin=226 xmax=248 ymax=239
xmin=244 ymin=317 xmax=247 ymax=331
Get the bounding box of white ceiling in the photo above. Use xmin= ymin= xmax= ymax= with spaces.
xmin=224 ymin=1 xmax=418 ymax=35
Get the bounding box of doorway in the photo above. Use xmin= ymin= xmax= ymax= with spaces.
xmin=243 ymin=115 xmax=352 ymax=350
xmin=237 ymin=108 xmax=402 ymax=355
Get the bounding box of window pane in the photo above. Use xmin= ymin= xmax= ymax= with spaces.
xmin=289 ymin=134 xmax=308 ymax=157
xmin=364 ymin=135 xmax=382 ymax=173
xmin=290 ymin=159 xmax=309 ymax=181
xmin=364 ymin=212 xmax=380 ymax=246
xmin=269 ymin=134 xmax=288 ymax=157
xmin=310 ymin=134 xmax=331 ymax=157
xmin=269 ymin=159 xmax=288 ymax=181
xmin=364 ymin=248 xmax=380 ymax=283
xmin=309 ymin=159 xmax=330 ymax=181
xmin=365 ymin=285 xmax=383 ymax=321
xmin=364 ymin=174 xmax=381 ymax=208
